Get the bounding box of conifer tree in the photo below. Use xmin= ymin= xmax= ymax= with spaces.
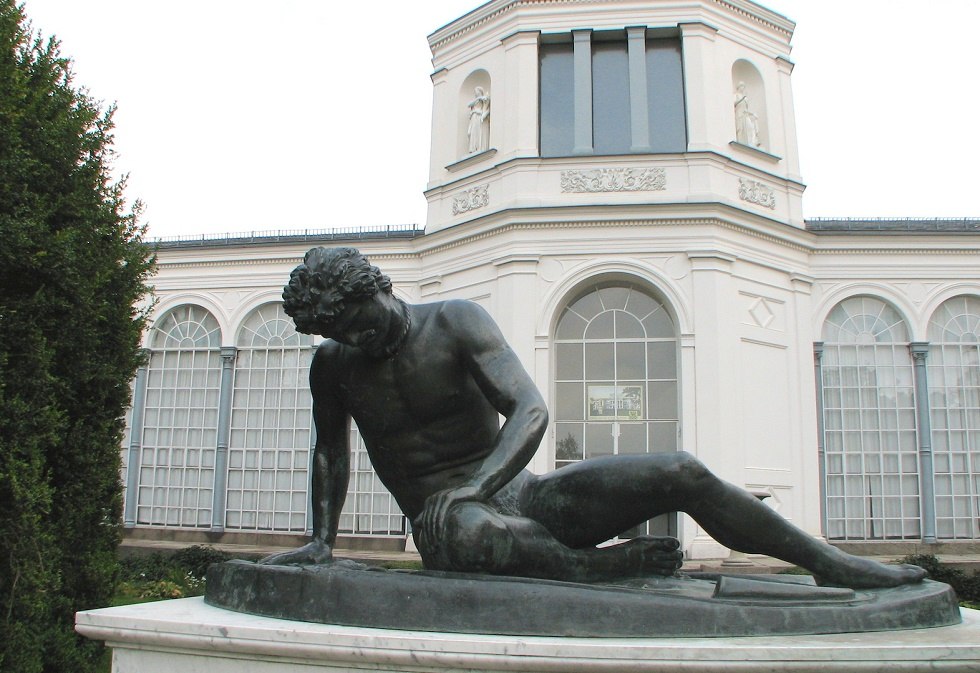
xmin=0 ymin=2 xmax=154 ymax=670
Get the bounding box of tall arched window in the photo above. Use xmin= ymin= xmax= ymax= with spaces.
xmin=339 ymin=429 xmax=406 ymax=536
xmin=928 ymin=296 xmax=980 ymax=539
xmin=820 ymin=297 xmax=919 ymax=540
xmin=136 ymin=305 xmax=222 ymax=527
xmin=554 ymin=281 xmax=678 ymax=537
xmin=225 ymin=304 xmax=315 ymax=532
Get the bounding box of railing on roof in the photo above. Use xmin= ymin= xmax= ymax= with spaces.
xmin=806 ymin=217 xmax=980 ymax=233
xmin=149 ymin=224 xmax=425 ymax=248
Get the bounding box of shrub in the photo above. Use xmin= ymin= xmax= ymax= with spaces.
xmin=901 ymin=553 xmax=980 ymax=605
xmin=0 ymin=2 xmax=154 ymax=670
xmin=171 ymin=545 xmax=231 ymax=578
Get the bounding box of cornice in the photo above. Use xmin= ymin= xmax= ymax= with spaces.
xmin=413 ymin=211 xmax=813 ymax=260
xmin=428 ymin=0 xmax=794 ymax=52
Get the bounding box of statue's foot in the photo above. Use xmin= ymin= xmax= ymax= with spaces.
xmin=616 ymin=536 xmax=684 ymax=577
xmin=816 ymin=559 xmax=926 ymax=589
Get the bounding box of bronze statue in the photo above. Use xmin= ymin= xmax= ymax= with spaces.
xmin=262 ymin=246 xmax=924 ymax=589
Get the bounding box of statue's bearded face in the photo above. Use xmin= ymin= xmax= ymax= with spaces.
xmin=319 ymin=296 xmax=391 ymax=356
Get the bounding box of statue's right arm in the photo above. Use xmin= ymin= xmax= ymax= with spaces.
xmin=258 ymin=343 xmax=350 ymax=566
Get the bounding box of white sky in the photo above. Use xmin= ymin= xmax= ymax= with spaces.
xmin=19 ymin=0 xmax=980 ymax=239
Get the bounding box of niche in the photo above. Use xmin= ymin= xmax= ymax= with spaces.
xmin=457 ymin=70 xmax=492 ymax=158
xmin=731 ymin=60 xmax=768 ymax=151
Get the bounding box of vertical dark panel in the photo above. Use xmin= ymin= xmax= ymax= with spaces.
xmin=591 ymin=40 xmax=631 ymax=155
xmin=540 ymin=43 xmax=575 ymax=157
xmin=647 ymin=38 xmax=687 ymax=153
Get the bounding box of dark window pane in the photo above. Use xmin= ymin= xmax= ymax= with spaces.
xmin=556 ymin=382 xmax=585 ymax=421
xmin=556 ymin=342 xmax=584 ymax=380
xmin=569 ymin=289 xmax=603 ymax=321
xmin=540 ymin=43 xmax=575 ymax=157
xmin=592 ymin=41 xmax=630 ymax=154
xmin=617 ymin=342 xmax=646 ymax=379
xmin=642 ymin=307 xmax=675 ymax=338
xmin=584 ymin=342 xmax=615 ymax=379
xmin=649 ymin=421 xmax=678 ymax=452
xmin=585 ymin=423 xmax=614 ymax=458
xmin=625 ymin=289 xmax=660 ymax=319
xmin=598 ymin=285 xmax=630 ymax=310
xmin=648 ymin=380 xmax=678 ymax=419
xmin=646 ymin=38 xmax=686 ymax=153
xmin=619 ymin=423 xmax=647 ymax=454
xmin=616 ymin=311 xmax=645 ymax=339
xmin=647 ymin=341 xmax=677 ymax=379
xmin=585 ymin=311 xmax=614 ymax=340
xmin=555 ymin=423 xmax=584 ymax=461
xmin=556 ymin=309 xmax=587 ymax=340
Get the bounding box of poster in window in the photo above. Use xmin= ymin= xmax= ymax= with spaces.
xmin=587 ymin=385 xmax=643 ymax=421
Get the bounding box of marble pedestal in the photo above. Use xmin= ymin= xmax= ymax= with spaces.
xmin=77 ymin=598 xmax=980 ymax=673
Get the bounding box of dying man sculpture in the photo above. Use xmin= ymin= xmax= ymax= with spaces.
xmin=261 ymin=246 xmax=925 ymax=589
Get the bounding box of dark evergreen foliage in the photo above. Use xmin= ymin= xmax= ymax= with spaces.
xmin=0 ymin=2 xmax=155 ymax=670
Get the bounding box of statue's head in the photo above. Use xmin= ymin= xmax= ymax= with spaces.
xmin=282 ymin=247 xmax=393 ymax=335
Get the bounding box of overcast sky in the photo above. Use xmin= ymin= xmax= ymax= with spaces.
xmin=19 ymin=0 xmax=980 ymax=239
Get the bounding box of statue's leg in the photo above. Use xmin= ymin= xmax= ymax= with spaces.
xmin=416 ymin=501 xmax=682 ymax=582
xmin=523 ymin=452 xmax=925 ymax=588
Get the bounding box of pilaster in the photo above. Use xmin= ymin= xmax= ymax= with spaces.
xmin=210 ymin=346 xmax=238 ymax=532
xmin=502 ymin=30 xmax=541 ymax=159
xmin=123 ymin=350 xmax=150 ymax=528
xmin=679 ymin=22 xmax=718 ymax=153
xmin=572 ymin=30 xmax=593 ymax=155
xmin=626 ymin=26 xmax=651 ymax=153
xmin=910 ymin=342 xmax=937 ymax=544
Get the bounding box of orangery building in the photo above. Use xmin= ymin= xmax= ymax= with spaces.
xmin=122 ymin=0 xmax=980 ymax=559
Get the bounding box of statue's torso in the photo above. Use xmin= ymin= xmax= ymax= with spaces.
xmin=315 ymin=303 xmax=502 ymax=517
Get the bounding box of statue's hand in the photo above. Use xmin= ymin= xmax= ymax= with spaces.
xmin=636 ymin=536 xmax=684 ymax=576
xmin=416 ymin=485 xmax=481 ymax=551
xmin=258 ymin=539 xmax=334 ymax=566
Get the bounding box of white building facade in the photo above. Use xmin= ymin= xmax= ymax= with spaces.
xmin=123 ymin=0 xmax=980 ymax=557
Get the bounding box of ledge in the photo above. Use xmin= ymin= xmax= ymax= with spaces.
xmin=77 ymin=597 xmax=980 ymax=673
xmin=729 ymin=141 xmax=782 ymax=162
xmin=446 ymin=148 xmax=497 ymax=172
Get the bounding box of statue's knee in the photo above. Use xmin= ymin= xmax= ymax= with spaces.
xmin=444 ymin=504 xmax=515 ymax=574
xmin=670 ymin=451 xmax=713 ymax=490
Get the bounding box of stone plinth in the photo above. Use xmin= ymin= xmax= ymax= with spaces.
xmin=77 ymin=598 xmax=980 ymax=673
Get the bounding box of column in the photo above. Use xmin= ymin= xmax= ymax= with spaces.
xmin=813 ymin=342 xmax=828 ymax=537
xmin=910 ymin=342 xmax=937 ymax=544
xmin=572 ymin=29 xmax=593 ymax=155
xmin=123 ymin=350 xmax=150 ymax=528
xmin=626 ymin=26 xmax=650 ymax=152
xmin=210 ymin=346 xmax=237 ymax=533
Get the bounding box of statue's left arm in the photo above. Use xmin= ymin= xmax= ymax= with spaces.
xmin=418 ymin=300 xmax=548 ymax=539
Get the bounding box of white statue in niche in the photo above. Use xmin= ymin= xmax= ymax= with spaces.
xmin=734 ymin=81 xmax=761 ymax=148
xmin=466 ymin=86 xmax=490 ymax=154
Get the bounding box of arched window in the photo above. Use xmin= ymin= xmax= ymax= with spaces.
xmin=554 ymin=281 xmax=678 ymax=537
xmin=225 ymin=304 xmax=315 ymax=532
xmin=136 ymin=305 xmax=222 ymax=527
xmin=339 ymin=430 xmax=406 ymax=536
xmin=927 ymin=296 xmax=980 ymax=539
xmin=820 ymin=297 xmax=919 ymax=540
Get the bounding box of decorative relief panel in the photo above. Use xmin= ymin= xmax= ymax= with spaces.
xmin=561 ymin=168 xmax=666 ymax=193
xmin=738 ymin=178 xmax=776 ymax=209
xmin=452 ymin=184 xmax=489 ymax=215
